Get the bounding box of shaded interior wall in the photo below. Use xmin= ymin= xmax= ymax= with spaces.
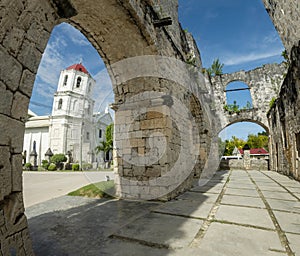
xmin=267 ymin=42 xmax=300 ymax=180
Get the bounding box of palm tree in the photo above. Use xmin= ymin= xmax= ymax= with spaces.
xmin=207 ymin=58 xmax=224 ymax=76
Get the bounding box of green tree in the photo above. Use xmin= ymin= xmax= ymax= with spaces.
xmin=247 ymin=133 xmax=269 ymax=150
xmin=207 ymin=58 xmax=224 ymax=76
xmin=96 ymin=123 xmax=114 ymax=159
xmin=223 ymin=136 xmax=246 ymax=156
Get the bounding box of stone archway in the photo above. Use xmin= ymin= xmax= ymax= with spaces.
xmin=0 ymin=1 xmax=210 ymax=253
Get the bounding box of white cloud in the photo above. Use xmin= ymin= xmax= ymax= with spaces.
xmin=60 ymin=23 xmax=91 ymax=47
xmin=92 ymin=69 xmax=114 ymax=113
xmin=222 ymin=47 xmax=284 ymax=66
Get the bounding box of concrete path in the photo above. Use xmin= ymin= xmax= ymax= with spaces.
xmin=23 ymin=171 xmax=115 ymax=207
xmin=26 ymin=170 xmax=300 ymax=255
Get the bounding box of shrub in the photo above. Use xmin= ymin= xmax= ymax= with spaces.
xmin=82 ymin=163 xmax=92 ymax=170
xmin=24 ymin=163 xmax=32 ymax=170
xmin=37 ymin=166 xmax=46 ymax=172
xmin=48 ymin=163 xmax=57 ymax=171
xmin=42 ymin=159 xmax=49 ymax=170
xmin=50 ymin=154 xmax=67 ymax=170
xmin=72 ymin=163 xmax=80 ymax=171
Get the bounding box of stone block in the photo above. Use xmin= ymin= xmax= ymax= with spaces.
xmin=0 ymin=45 xmax=23 ymax=91
xmin=0 ymin=81 xmax=13 ymax=115
xmin=21 ymin=228 xmax=34 ymax=255
xmin=0 ymin=146 xmax=12 ymax=201
xmin=11 ymin=92 xmax=29 ymax=121
xmin=0 ymin=114 xmax=25 ymax=153
xmin=11 ymin=154 xmax=23 ymax=192
xmin=3 ymin=27 xmax=25 ymax=57
xmin=19 ymin=69 xmax=35 ymax=97
xmin=17 ymin=39 xmax=42 ymax=73
xmin=3 ymin=192 xmax=27 ymax=237
xmin=26 ymin=21 xmax=50 ymax=52
xmin=146 ymin=166 xmax=161 ymax=177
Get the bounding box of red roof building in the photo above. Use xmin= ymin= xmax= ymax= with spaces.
xmin=239 ymin=148 xmax=269 ymax=155
xmin=66 ymin=63 xmax=89 ymax=74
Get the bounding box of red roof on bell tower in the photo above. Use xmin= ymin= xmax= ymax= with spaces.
xmin=66 ymin=63 xmax=89 ymax=74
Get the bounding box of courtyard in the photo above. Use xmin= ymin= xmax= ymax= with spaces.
xmin=25 ymin=169 xmax=300 ymax=255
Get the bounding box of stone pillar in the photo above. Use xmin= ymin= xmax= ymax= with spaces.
xmin=113 ymin=77 xmax=203 ymax=201
xmin=243 ymin=144 xmax=251 ymax=170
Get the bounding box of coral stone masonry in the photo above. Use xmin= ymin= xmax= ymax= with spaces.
xmin=0 ymin=0 xmax=299 ymax=255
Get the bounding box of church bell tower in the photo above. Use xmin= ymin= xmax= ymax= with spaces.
xmin=49 ymin=63 xmax=96 ymax=162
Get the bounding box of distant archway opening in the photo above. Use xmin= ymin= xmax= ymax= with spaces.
xmin=218 ymin=121 xmax=269 ymax=160
xmin=225 ymin=81 xmax=253 ymax=111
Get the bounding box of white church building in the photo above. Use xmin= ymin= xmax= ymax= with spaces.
xmin=23 ymin=63 xmax=113 ymax=167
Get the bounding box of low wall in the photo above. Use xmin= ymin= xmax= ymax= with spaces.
xmin=219 ymin=159 xmax=269 ymax=171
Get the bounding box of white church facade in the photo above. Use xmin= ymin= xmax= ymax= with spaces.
xmin=23 ymin=63 xmax=113 ymax=167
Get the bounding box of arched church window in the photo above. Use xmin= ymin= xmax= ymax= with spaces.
xmin=58 ymin=99 xmax=63 ymax=109
xmin=88 ymin=82 xmax=91 ymax=93
xmin=76 ymin=77 xmax=82 ymax=88
xmin=63 ymin=75 xmax=68 ymax=86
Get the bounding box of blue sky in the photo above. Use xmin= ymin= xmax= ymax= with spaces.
xmin=30 ymin=0 xmax=284 ymax=141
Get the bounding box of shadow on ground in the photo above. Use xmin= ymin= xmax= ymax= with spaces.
xmin=27 ymin=171 xmax=229 ymax=255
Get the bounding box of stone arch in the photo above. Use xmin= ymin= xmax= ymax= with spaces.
xmin=0 ymin=1 xmax=210 ymax=253
xmin=219 ymin=118 xmax=269 ymax=135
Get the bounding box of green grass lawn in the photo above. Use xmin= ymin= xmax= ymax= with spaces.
xmin=68 ymin=180 xmax=115 ymax=199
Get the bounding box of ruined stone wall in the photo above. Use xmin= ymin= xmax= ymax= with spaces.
xmin=262 ymin=0 xmax=300 ymax=55
xmin=0 ymin=0 xmax=62 ymax=254
xmin=0 ymin=0 xmax=213 ymax=252
xmin=210 ymin=63 xmax=286 ymax=132
xmin=267 ymin=42 xmax=300 ymax=180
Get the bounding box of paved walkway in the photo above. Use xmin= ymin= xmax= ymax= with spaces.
xmin=23 ymin=171 xmax=115 ymax=207
xmin=26 ymin=170 xmax=300 ymax=255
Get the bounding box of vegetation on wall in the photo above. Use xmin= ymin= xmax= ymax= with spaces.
xmin=223 ymin=101 xmax=252 ymax=114
xmin=207 ymin=58 xmax=224 ymax=76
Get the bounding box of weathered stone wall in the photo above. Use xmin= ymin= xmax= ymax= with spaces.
xmin=0 ymin=0 xmax=62 ymax=254
xmin=0 ymin=0 xmax=212 ymax=253
xmin=267 ymin=42 xmax=300 ymax=180
xmin=262 ymin=0 xmax=300 ymax=56
xmin=210 ymin=63 xmax=286 ymax=133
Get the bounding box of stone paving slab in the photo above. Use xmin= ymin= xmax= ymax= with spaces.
xmin=176 ymin=191 xmax=219 ymax=203
xmin=225 ymin=187 xmax=260 ymax=197
xmin=191 ymin=184 xmax=224 ymax=194
xmin=113 ymin=212 xmax=203 ymax=249
xmin=215 ymin=205 xmax=275 ymax=229
xmin=153 ymin=199 xmax=214 ymax=219
xmin=226 ymin=182 xmax=256 ymax=190
xmin=174 ymin=222 xmax=285 ymax=256
xmin=273 ymin=211 xmax=300 ymax=234
xmin=221 ymin=194 xmax=265 ymax=208
xmin=92 ymin=239 xmax=169 ymax=256
xmin=258 ymin=186 xmax=287 ymax=192
xmin=266 ymin=199 xmax=300 ymax=214
xmin=25 ymin=169 xmax=300 ymax=256
xmin=285 ymin=233 xmax=300 ymax=255
xmin=286 ymin=187 xmax=300 ymax=193
xmin=261 ymin=190 xmax=298 ymax=201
